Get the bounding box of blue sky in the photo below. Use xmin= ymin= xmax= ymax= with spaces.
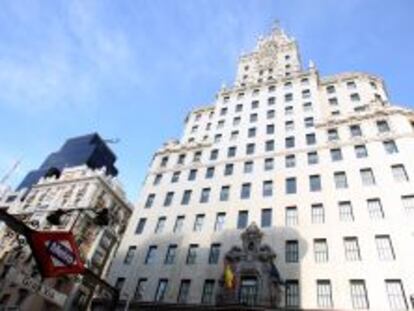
xmin=0 ymin=0 xmax=413 ymax=200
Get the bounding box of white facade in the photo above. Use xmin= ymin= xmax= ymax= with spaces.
xmin=108 ymin=26 xmax=414 ymax=310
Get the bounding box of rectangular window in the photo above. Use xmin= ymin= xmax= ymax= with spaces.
xmin=177 ymin=154 xmax=186 ymax=165
xmin=265 ymin=140 xmax=275 ymax=152
xmin=311 ymin=204 xmax=325 ymax=224
xmin=339 ymin=201 xmax=354 ymax=222
xmin=171 ymin=171 xmax=180 ymax=183
xmin=401 ymin=195 xmax=414 ymax=213
xmin=286 ymin=154 xmax=296 ymax=168
xmin=360 ymin=168 xmax=376 ymax=186
xmin=250 ymin=113 xmax=258 ymax=122
xmin=193 ymin=151 xmax=202 ymax=162
xmin=186 ymin=244 xmax=198 ymax=264
xmin=303 ymin=102 xmax=313 ymax=112
xmin=177 ymin=280 xmax=191 ymax=303
xmin=134 ymin=278 xmax=147 ymax=300
xmin=246 ymin=143 xmax=255 ymax=155
xmin=286 ymin=177 xmax=297 ymax=194
xmin=241 ymin=183 xmax=251 ymax=199
xmin=145 ymin=245 xmax=157 ymax=264
xmin=267 ymin=109 xmax=275 ymax=119
xmin=285 ymin=120 xmax=294 ymax=132
xmin=302 ymin=89 xmax=311 ymax=99
xmin=286 ymin=206 xmax=298 ymax=226
xmin=350 ymin=93 xmax=360 ymax=102
xmin=350 ymin=124 xmax=362 ymax=137
xmin=227 ymin=146 xmax=237 ymax=158
xmin=144 ymin=194 xmax=155 ymax=208
xmin=233 ymin=117 xmax=241 ymax=126
xmin=391 ymin=164 xmax=409 ymax=182
xmin=214 ymin=213 xmax=226 ymax=231
xmin=115 ymin=277 xmax=125 ymax=291
xmin=188 ymin=169 xmax=197 ymax=181
xmin=285 ymin=280 xmax=300 ymax=307
xmin=264 ymin=158 xmax=274 ymax=171
xmin=193 ymin=214 xmax=205 ymax=232
xmin=163 ymin=192 xmax=174 ymax=207
xmin=153 ymin=174 xmax=162 ymax=185
xmin=208 ymin=243 xmax=221 ymax=264
xmin=261 ymin=209 xmax=272 ymax=227
xmin=248 ymin=127 xmax=256 ymax=138
xmin=307 ymin=151 xmax=318 ymax=165
xmin=181 ymin=190 xmax=192 ymax=205
xmin=285 ymin=93 xmax=293 ymax=102
xmin=304 ymin=117 xmax=314 ymax=128
xmin=334 ymin=171 xmax=348 ymax=189
xmin=385 ymin=280 xmax=408 ymax=310
xmin=237 ymin=211 xmax=248 ymax=229
xmin=160 ymin=156 xmax=169 ymax=168
xmin=317 ymin=280 xmax=333 ymax=308
xmin=263 ymin=180 xmax=273 ymax=197
xmin=266 ymin=124 xmax=275 ymax=134
xmin=164 ymin=244 xmax=177 ymax=264
xmin=285 ymin=240 xmax=299 ymax=263
xmin=344 ymin=237 xmax=361 ymax=261
xmin=224 ymin=163 xmax=234 ymax=176
xmin=220 ymin=185 xmax=230 ymax=201
xmin=330 ymin=148 xmax=343 ymax=161
xmin=375 ymin=235 xmax=395 ymax=261
xmin=383 ymin=140 xmax=399 ymax=154
xmin=285 ymin=136 xmax=295 ymax=148
xmin=205 ymin=167 xmax=215 ymax=179
xmin=201 ymin=280 xmax=215 ymax=304
xmin=328 ymin=97 xmax=338 ymax=105
xmin=200 ymin=188 xmax=211 ymax=203
xmin=173 ymin=216 xmax=185 ymax=233
xmin=285 ymin=106 xmax=293 ymax=115
xmin=135 ymin=218 xmax=147 ymax=234
xmin=155 ymin=217 xmax=166 ymax=233
xmin=314 ymin=239 xmax=328 ymax=263
xmin=210 ymin=149 xmax=219 ymax=160
xmin=251 ymin=100 xmax=259 ymax=109
xmin=327 ymin=129 xmax=339 ymax=141
xmin=230 ymin=130 xmax=239 ymax=141
xmin=244 ymin=161 xmax=254 ymax=173
xmin=377 ymin=120 xmax=390 ymax=133
xmin=306 ymin=133 xmax=316 ymax=145
xmin=367 ymin=198 xmax=384 ymax=219
xmin=310 ymin=175 xmax=321 ymax=192
xmin=124 ymin=246 xmax=137 ymax=264
xmin=350 ymin=280 xmax=369 ymax=309
xmin=355 ymin=145 xmax=368 ymax=158
xmin=326 ymin=85 xmax=336 ymax=94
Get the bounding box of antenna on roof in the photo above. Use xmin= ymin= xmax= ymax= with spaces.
xmin=104 ymin=138 xmax=120 ymax=144
xmin=1 ymin=159 xmax=21 ymax=184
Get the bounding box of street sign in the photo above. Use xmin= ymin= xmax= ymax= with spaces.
xmin=7 ymin=267 xmax=67 ymax=307
xmin=28 ymin=231 xmax=85 ymax=277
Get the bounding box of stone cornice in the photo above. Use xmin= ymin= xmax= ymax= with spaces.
xmin=320 ymin=71 xmax=384 ymax=85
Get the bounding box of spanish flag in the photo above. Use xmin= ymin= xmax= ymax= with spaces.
xmin=224 ymin=264 xmax=235 ymax=289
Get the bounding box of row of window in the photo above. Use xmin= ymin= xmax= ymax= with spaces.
xmin=115 ymin=276 xmax=408 ymax=310
xmin=136 ymin=195 xmax=414 ymax=237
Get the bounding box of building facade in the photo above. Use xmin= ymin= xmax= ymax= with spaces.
xmin=105 ymin=26 xmax=414 ymax=310
xmin=0 ymin=165 xmax=132 ymax=310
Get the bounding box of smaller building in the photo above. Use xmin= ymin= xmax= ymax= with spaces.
xmin=0 ymin=165 xmax=132 ymax=310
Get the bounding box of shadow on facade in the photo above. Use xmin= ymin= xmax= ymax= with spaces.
xmin=92 ymin=222 xmax=308 ymax=311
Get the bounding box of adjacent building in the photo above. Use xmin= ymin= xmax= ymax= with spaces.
xmin=104 ymin=26 xmax=414 ymax=310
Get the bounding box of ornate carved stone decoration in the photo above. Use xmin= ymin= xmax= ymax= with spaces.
xmin=216 ymin=222 xmax=283 ymax=308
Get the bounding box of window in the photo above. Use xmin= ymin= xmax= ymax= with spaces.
xmin=193 ymin=151 xmax=202 ymax=162
xmin=346 ymin=81 xmax=357 ymax=89
xmin=200 ymin=188 xmax=211 ymax=203
xmin=153 ymin=174 xmax=162 ymax=185
xmin=286 ymin=206 xmax=298 ymax=226
xmin=311 ymin=204 xmax=325 ymax=223
xmin=350 ymin=280 xmax=369 ymax=309
xmin=241 ymin=183 xmax=251 ymax=199
xmin=174 ymin=216 xmax=185 ymax=233
xmin=154 ymin=279 xmax=168 ymax=302
xmin=302 ymin=89 xmax=311 ymax=99
xmin=334 ymin=171 xmax=348 ymax=189
xmin=206 ymin=123 xmax=211 ymax=131
xmin=383 ymin=140 xmax=398 ymax=154
xmin=391 ymin=164 xmax=409 ymax=182
xmin=303 ymin=102 xmax=313 ymax=112
xmin=344 ymin=237 xmax=361 ymax=261
xmin=194 ymin=214 xmax=205 ymax=232
xmin=285 ymin=280 xmax=300 ymax=307
xmin=224 ymin=163 xmax=234 ymax=176
xmin=307 ymin=152 xmax=318 ymax=165
xmin=285 ymin=106 xmax=293 ymax=115
xmin=328 ymin=97 xmax=338 ymax=105
xmin=144 ymin=194 xmax=155 ymax=208
xmin=227 ymin=146 xmax=237 ymax=158
xmin=326 ymin=85 xmax=335 ymax=94
xmin=266 ymin=124 xmax=275 ymax=134
xmin=124 ymin=246 xmax=137 ymax=264
xmin=285 ymin=240 xmax=299 ymax=263
xmin=171 ymin=171 xmax=180 ymax=183
xmin=246 ymin=143 xmax=255 ymax=155
xmin=205 ymin=167 xmax=215 ymax=179
xmin=244 ymin=161 xmax=254 ymax=173
xmin=209 ymin=243 xmax=221 ymax=264
xmin=263 ymin=180 xmax=273 ymax=197
xmin=286 ymin=154 xmax=296 ymax=168
xmin=248 ymin=127 xmax=256 ymax=138
xmin=220 ymin=107 xmax=228 ymax=116
xmin=339 ymin=201 xmax=354 ymax=222
xmin=385 ymin=280 xmax=408 ymax=310
xmin=314 ymin=239 xmax=328 ymax=262
xmin=220 ymin=186 xmax=230 ymax=201
xmin=261 ymin=209 xmax=272 ymax=227
xmin=285 ymin=93 xmax=293 ymax=102
xmin=285 ymin=120 xmax=294 ymax=131
xmin=230 ymin=131 xmax=239 ymax=141
xmin=265 ymin=140 xmax=275 ymax=152
xmin=210 ymin=149 xmax=219 ymax=160
xmin=304 ymin=117 xmax=314 ymax=128
xmin=401 ymin=195 xmax=414 ymax=213
xmin=237 ymin=211 xmax=248 ymax=229
xmin=201 ymin=280 xmax=215 ymax=304
xmin=145 ymin=245 xmax=157 ymax=264
xmin=223 ymin=96 xmax=230 ymax=103
xmin=115 ymin=277 xmax=126 ymax=291
xmin=135 ymin=218 xmax=147 ymax=234
xmin=235 ymin=104 xmax=243 ymax=112
xmin=251 ymin=100 xmax=259 ymax=109
xmin=310 ymin=175 xmax=321 ymax=192
xmin=286 ymin=177 xmax=297 ymax=194
xmin=134 ymin=278 xmax=147 ymax=300
xmin=285 ymin=136 xmax=295 ymax=148
xmin=233 ymin=117 xmax=241 ymax=126
xmin=163 ymin=192 xmax=174 ymax=207
xmin=367 ymin=198 xmax=384 ymax=219
xmin=214 ymin=213 xmax=225 ymax=231
xmin=360 ymin=168 xmax=376 ymax=186
xmin=155 ymin=217 xmax=166 ymax=233
xmin=317 ymin=280 xmax=333 ymax=308
xmin=350 ymin=93 xmax=360 ymax=102
xmin=330 ymin=148 xmax=343 ymax=161
xmin=177 ymin=280 xmax=191 ymax=303
xmin=350 ymin=125 xmax=362 ymax=137
xmin=181 ymin=190 xmax=192 ymax=205
xmin=160 ymin=156 xmax=169 ymax=167
xmin=214 ymin=134 xmax=222 ymax=143
xmin=377 ymin=120 xmax=390 ymax=133
xmin=186 ymin=244 xmax=198 ymax=264
xmin=188 ymin=169 xmax=197 ymax=181
xmin=164 ymin=244 xmax=177 ymax=264
xmin=264 ymin=158 xmax=274 ymax=171
xmin=191 ymin=125 xmax=198 ymax=133
xmin=217 ymin=120 xmax=225 ymax=129
xmin=327 ymin=129 xmax=339 ymax=141
xmin=250 ymin=113 xmax=258 ymax=123
xmin=354 ymin=145 xmax=368 ymax=158
xmin=306 ymin=133 xmax=316 ymax=145
xmin=375 ymin=235 xmax=395 ymax=261
xmin=268 ymin=96 xmax=275 ymax=104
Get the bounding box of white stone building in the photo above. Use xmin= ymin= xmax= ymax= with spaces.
xmin=0 ymin=165 xmax=132 ymax=310
xmin=106 ymin=26 xmax=414 ymax=310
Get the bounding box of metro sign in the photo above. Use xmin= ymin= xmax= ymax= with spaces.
xmin=28 ymin=231 xmax=85 ymax=278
